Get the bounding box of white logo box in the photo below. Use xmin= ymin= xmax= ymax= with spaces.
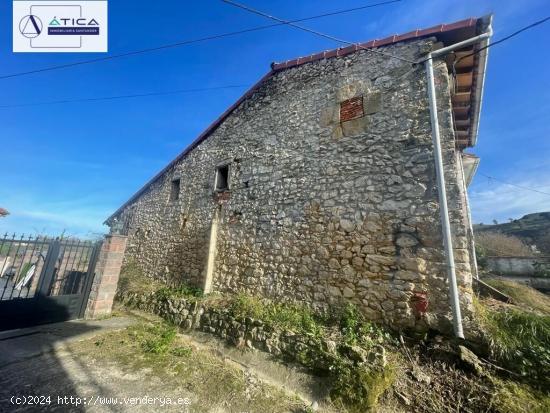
xmin=13 ymin=0 xmax=108 ymax=52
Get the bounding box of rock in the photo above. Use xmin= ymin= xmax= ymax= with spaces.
xmin=343 ymin=344 xmax=368 ymax=363
xmin=352 ymin=256 xmax=364 ymax=268
xmin=182 ymin=318 xmax=192 ymax=330
xmin=386 ymin=175 xmax=403 ymax=186
xmin=397 ymin=257 xmax=427 ymax=272
xmin=380 ymin=199 xmax=410 ymax=211
xmin=411 ymin=366 xmax=431 ymax=385
xmin=364 ymin=91 xmax=382 ymax=114
xmin=367 ymin=345 xmax=387 ymax=367
xmin=328 ymin=286 xmax=341 ymax=296
xmin=342 ymin=266 xmax=356 ymax=278
xmin=322 ymin=339 xmax=337 ymax=354
xmin=458 ymin=345 xmax=483 ymax=374
xmin=395 ymin=270 xmax=422 ymax=281
xmin=369 ymin=255 xmax=395 ymax=266
xmin=317 ymin=246 xmax=330 ymax=259
xmin=396 ymin=233 xmax=419 ymax=247
xmin=340 ymin=219 xmax=356 ymax=233
xmin=342 ymin=286 xmax=355 ymax=298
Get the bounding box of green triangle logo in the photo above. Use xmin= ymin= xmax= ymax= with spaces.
xmin=49 ymin=17 xmax=60 ymax=26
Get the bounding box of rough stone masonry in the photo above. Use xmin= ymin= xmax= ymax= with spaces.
xmin=107 ymin=35 xmax=479 ymax=333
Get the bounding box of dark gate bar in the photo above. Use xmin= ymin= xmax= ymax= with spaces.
xmin=0 ymin=233 xmax=102 ymax=331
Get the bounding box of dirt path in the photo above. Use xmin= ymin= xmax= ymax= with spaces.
xmin=0 ymin=318 xmax=308 ymax=413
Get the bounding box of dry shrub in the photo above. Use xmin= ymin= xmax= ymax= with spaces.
xmin=476 ymin=232 xmax=533 ymax=257
xmin=117 ymin=259 xmax=163 ymax=296
xmin=484 ymin=278 xmax=550 ymax=314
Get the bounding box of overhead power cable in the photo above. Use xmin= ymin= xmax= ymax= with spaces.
xmin=5 ymin=8 xmax=547 ymax=111
xmin=453 ymin=16 xmax=550 ymax=66
xmin=478 ymin=173 xmax=550 ymax=197
xmin=419 ymin=16 xmax=550 ymax=65
xmin=222 ymin=0 xmax=415 ymax=64
xmin=0 ymin=0 xmax=402 ymax=80
xmin=0 ymin=85 xmax=249 ymax=108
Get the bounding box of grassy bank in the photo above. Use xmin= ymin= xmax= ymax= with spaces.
xmin=117 ymin=266 xmax=550 ymax=412
xmin=484 ymin=277 xmax=550 ymax=314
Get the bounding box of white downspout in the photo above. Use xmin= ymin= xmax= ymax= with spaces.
xmin=423 ymin=26 xmax=492 ymax=339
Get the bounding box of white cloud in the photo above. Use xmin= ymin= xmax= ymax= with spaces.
xmin=0 ymin=192 xmax=110 ymax=238
xmin=469 ymin=175 xmax=550 ymax=224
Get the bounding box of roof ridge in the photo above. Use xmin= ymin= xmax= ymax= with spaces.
xmin=271 ymin=17 xmax=479 ymax=71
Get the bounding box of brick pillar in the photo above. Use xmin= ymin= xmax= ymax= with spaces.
xmin=85 ymin=234 xmax=127 ymax=319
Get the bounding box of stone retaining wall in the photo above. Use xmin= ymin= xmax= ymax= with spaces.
xmin=120 ymin=291 xmax=329 ymax=362
xmin=485 ymin=256 xmax=550 ymax=277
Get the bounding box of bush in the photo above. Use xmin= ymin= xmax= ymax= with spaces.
xmin=117 ymin=259 xmax=163 ymax=295
xmin=330 ymin=360 xmax=396 ymax=413
xmin=475 ymin=244 xmax=488 ymax=269
xmin=229 ymin=294 xmax=323 ymax=336
xmin=154 ymin=283 xmax=203 ymax=301
xmin=338 ymin=303 xmax=395 ymax=347
xmin=475 ymin=232 xmax=533 ymax=257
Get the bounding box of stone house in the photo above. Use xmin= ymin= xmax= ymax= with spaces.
xmin=106 ymin=17 xmax=492 ymax=334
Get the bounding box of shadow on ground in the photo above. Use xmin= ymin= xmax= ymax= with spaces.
xmin=0 ymin=317 xmax=133 ymax=412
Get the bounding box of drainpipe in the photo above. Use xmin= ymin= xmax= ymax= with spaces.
xmin=422 ymin=26 xmax=492 ymax=339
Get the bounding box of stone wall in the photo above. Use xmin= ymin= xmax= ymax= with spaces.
xmin=120 ymin=291 xmax=317 ymax=358
xmin=485 ymin=256 xmax=550 ymax=277
xmin=117 ymin=291 xmax=385 ymax=371
xmin=109 ymin=37 xmax=475 ymax=332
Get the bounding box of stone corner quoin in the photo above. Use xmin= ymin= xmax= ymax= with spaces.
xmin=107 ymin=37 xmax=477 ymax=333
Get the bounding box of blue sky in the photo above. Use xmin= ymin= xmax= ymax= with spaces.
xmin=0 ymin=0 xmax=549 ymax=237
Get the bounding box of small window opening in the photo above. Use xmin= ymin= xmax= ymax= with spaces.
xmin=170 ymin=178 xmax=181 ymax=201
xmin=215 ymin=165 xmax=230 ymax=192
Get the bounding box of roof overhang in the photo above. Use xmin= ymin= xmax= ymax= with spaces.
xmin=443 ymin=15 xmax=492 ymax=148
xmin=461 ymin=153 xmax=480 ymax=187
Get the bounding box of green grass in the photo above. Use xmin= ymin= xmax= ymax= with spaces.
xmin=154 ymin=284 xmax=204 ymax=301
xmin=491 ymin=378 xmax=550 ymax=413
xmin=229 ymin=294 xmax=323 ymax=336
xmin=475 ymin=297 xmax=550 ymax=388
xmin=141 ymin=323 xmax=177 ymax=354
xmin=228 ymin=296 xmax=399 ymax=411
xmin=120 ymin=285 xmax=406 ymax=412
xmin=484 ymin=278 xmax=550 ymax=314
xmin=338 ymin=303 xmax=395 ymax=347
xmin=330 ymin=360 xmax=396 ymax=413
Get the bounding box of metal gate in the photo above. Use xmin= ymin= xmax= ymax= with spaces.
xmin=0 ymin=234 xmax=102 ymax=331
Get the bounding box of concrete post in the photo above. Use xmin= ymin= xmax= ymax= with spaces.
xmin=85 ymin=234 xmax=127 ymax=319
